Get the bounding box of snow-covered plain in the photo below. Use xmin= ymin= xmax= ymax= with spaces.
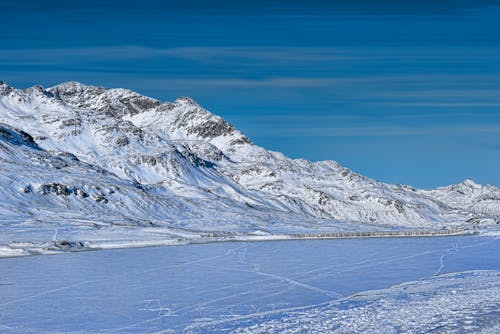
xmin=0 ymin=236 xmax=498 ymax=333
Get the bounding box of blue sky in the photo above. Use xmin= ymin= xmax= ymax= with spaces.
xmin=1 ymin=0 xmax=500 ymax=188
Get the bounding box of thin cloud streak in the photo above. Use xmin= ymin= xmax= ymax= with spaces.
xmin=376 ymin=102 xmax=500 ymax=107
xmin=5 ymin=45 xmax=500 ymax=65
xmin=55 ymin=74 xmax=500 ymax=89
xmin=0 ymin=46 xmax=354 ymax=64
xmin=0 ymin=74 xmax=368 ymax=90
xmin=154 ymin=77 xmax=363 ymax=88
xmin=376 ymin=89 xmax=500 ymax=98
xmin=259 ymin=124 xmax=500 ymax=137
xmin=0 ymin=46 xmax=161 ymax=63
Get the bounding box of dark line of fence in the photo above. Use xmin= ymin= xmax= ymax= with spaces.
xmin=286 ymin=229 xmax=471 ymax=240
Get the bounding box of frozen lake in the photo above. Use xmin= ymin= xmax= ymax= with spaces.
xmin=0 ymin=236 xmax=498 ymax=333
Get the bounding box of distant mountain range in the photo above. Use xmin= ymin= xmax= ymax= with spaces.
xmin=0 ymin=81 xmax=498 ymax=255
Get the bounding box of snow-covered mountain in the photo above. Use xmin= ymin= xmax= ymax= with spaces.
xmin=0 ymin=81 xmax=498 ymax=255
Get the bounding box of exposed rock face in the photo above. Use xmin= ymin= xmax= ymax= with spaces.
xmin=49 ymin=81 xmax=162 ymax=117
xmin=0 ymin=80 xmax=498 ymax=240
xmin=0 ymin=123 xmax=39 ymax=149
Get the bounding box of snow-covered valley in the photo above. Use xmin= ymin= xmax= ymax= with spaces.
xmin=0 ymin=81 xmax=499 ymax=256
xmin=0 ymin=81 xmax=499 ymax=333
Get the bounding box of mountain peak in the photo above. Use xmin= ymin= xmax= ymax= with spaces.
xmin=26 ymin=84 xmax=54 ymax=97
xmin=28 ymin=84 xmax=45 ymax=92
xmin=0 ymin=80 xmax=12 ymax=95
xmin=48 ymin=81 xmax=107 ymax=98
xmin=50 ymin=81 xmax=101 ymax=91
xmin=46 ymin=82 xmax=161 ymax=118
xmin=175 ymin=96 xmax=201 ymax=107
xmin=461 ymin=178 xmax=480 ymax=188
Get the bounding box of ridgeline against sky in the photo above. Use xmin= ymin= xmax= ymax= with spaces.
xmin=2 ymin=0 xmax=499 ymax=187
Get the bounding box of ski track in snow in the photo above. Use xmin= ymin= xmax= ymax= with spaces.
xmin=433 ymin=238 xmax=498 ymax=277
xmin=187 ymin=270 xmax=500 ymax=334
xmin=1 ymin=238 xmax=494 ymax=313
xmin=0 ymin=237 xmax=498 ymax=333
xmin=434 ymin=243 xmax=459 ymax=276
xmin=114 ymin=238 xmax=496 ymax=332
xmin=0 ymin=278 xmax=110 ymax=308
xmin=0 ymin=245 xmax=246 ymax=310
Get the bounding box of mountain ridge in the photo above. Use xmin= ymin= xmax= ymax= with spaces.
xmin=0 ymin=81 xmax=498 ymax=256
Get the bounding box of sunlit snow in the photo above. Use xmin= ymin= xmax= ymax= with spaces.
xmin=0 ymin=236 xmax=498 ymax=333
xmin=0 ymin=81 xmax=499 ymax=256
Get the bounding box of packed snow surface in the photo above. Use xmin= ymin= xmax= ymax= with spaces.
xmin=198 ymin=271 xmax=500 ymax=334
xmin=0 ymin=236 xmax=498 ymax=333
xmin=0 ymin=80 xmax=499 ymax=255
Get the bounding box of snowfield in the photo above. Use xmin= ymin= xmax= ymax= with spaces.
xmin=193 ymin=271 xmax=500 ymax=334
xmin=0 ymin=236 xmax=498 ymax=333
xmin=0 ymin=80 xmax=499 ymax=256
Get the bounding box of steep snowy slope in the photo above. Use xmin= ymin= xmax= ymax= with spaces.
xmin=0 ymin=81 xmax=498 ymax=254
xmin=421 ymin=179 xmax=500 ymax=219
xmin=0 ymin=121 xmax=324 ymax=256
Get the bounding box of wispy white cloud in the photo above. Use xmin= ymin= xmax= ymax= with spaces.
xmin=0 ymin=46 xmax=161 ymax=63
xmin=109 ymin=76 xmax=368 ymax=89
xmin=376 ymin=89 xmax=500 ymax=98
xmin=259 ymin=124 xmax=500 ymax=137
xmin=236 ymin=114 xmax=363 ymax=121
xmin=7 ymin=45 xmax=500 ymax=66
xmin=0 ymin=73 xmax=363 ymax=91
xmin=139 ymin=73 xmax=500 ymax=90
xmin=160 ymin=46 xmax=354 ymax=62
xmin=375 ymin=102 xmax=500 ymax=107
xmin=0 ymin=45 xmax=354 ymax=64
